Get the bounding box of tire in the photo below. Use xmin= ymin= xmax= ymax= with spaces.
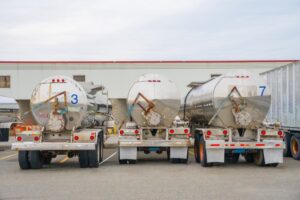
xmin=42 ymin=156 xmax=52 ymax=165
xmin=88 ymin=141 xmax=100 ymax=168
xmin=225 ymin=153 xmax=240 ymax=164
xmin=18 ymin=151 xmax=31 ymax=169
xmin=78 ymin=151 xmax=89 ymax=168
xmin=199 ymin=136 xmax=212 ymax=167
xmin=167 ymin=148 xmax=170 ymax=160
xmin=98 ymin=132 xmax=104 ymax=162
xmin=194 ymin=133 xmax=201 ymax=163
xmin=171 ymin=158 xmax=180 ymax=163
xmin=244 ymin=154 xmax=254 ymax=163
xmin=29 ymin=151 xmax=43 ymax=169
xmin=254 ymin=150 xmax=265 ymax=166
xmin=283 ymin=133 xmax=292 ymax=157
xmin=267 ymin=163 xmax=279 ymax=167
xmin=290 ymin=136 xmax=300 ymax=160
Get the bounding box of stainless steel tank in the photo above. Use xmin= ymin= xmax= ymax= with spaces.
xmin=30 ymin=75 xmax=107 ymax=132
xmin=127 ymin=73 xmax=180 ymax=128
xmin=184 ymin=70 xmax=271 ymax=129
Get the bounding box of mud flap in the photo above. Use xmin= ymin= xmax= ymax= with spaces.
xmin=206 ymin=140 xmax=225 ymax=163
xmin=263 ymin=149 xmax=283 ymax=164
xmin=170 ymin=147 xmax=188 ymax=159
xmin=119 ymin=147 xmax=137 ymax=160
xmin=206 ymin=149 xmax=225 ymax=163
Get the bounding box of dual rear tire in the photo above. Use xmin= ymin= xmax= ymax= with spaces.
xmin=79 ymin=132 xmax=104 ymax=168
xmin=253 ymin=150 xmax=279 ymax=167
xmin=18 ymin=151 xmax=44 ymax=169
xmin=194 ymin=133 xmax=212 ymax=167
xmin=290 ymin=135 xmax=300 ymax=160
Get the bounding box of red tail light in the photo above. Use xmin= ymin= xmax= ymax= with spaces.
xmin=17 ymin=136 xmax=22 ymax=141
xmin=278 ymin=131 xmax=283 ymax=137
xmin=261 ymin=130 xmax=266 ymax=135
xmin=119 ymin=130 xmax=124 ymax=135
xmin=184 ymin=129 xmax=189 ymax=134
xmin=207 ymin=130 xmax=212 ymax=136
xmin=134 ymin=129 xmax=139 ymax=134
xmin=74 ymin=136 xmax=79 ymax=141
xmin=223 ymin=130 xmax=228 ymax=135
xmin=169 ymin=129 xmax=175 ymax=134
xmin=90 ymin=135 xmax=95 ymax=140
xmin=34 ymin=136 xmax=39 ymax=141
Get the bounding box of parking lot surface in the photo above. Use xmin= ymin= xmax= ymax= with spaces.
xmin=0 ymin=148 xmax=300 ymax=200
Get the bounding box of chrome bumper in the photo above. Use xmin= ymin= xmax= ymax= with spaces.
xmin=119 ymin=139 xmax=191 ymax=147
xmin=11 ymin=142 xmax=96 ymax=151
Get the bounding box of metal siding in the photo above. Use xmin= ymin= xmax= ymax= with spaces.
xmin=263 ymin=62 xmax=300 ymax=129
xmin=296 ymin=63 xmax=300 ymax=125
xmin=282 ymin=66 xmax=288 ymax=124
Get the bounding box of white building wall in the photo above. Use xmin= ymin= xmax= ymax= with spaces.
xmin=0 ymin=61 xmax=294 ymax=100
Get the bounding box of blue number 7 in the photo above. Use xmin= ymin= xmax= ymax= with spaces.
xmin=259 ymin=86 xmax=266 ymax=96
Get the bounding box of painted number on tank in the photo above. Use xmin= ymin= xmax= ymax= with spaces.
xmin=259 ymin=86 xmax=266 ymax=96
xmin=71 ymin=94 xmax=79 ymax=104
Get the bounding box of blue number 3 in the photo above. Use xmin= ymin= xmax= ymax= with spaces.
xmin=71 ymin=94 xmax=79 ymax=104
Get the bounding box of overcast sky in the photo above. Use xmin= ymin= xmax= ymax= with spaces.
xmin=0 ymin=0 xmax=299 ymax=60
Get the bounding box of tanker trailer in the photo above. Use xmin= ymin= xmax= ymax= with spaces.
xmin=183 ymin=70 xmax=284 ymax=167
xmin=117 ymin=73 xmax=191 ymax=164
xmin=11 ymin=75 xmax=109 ymax=169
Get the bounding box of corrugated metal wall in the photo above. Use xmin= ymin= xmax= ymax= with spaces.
xmin=262 ymin=62 xmax=300 ymax=129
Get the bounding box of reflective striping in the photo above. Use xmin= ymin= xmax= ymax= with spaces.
xmin=210 ymin=144 xmax=220 ymax=147
xmin=275 ymin=144 xmax=281 ymax=147
xmin=0 ymin=153 xmax=17 ymax=160
xmin=59 ymin=156 xmax=69 ymax=163
xmin=255 ymin=144 xmax=265 ymax=147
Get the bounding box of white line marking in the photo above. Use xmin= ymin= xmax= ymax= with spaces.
xmin=99 ymin=151 xmax=117 ymax=165
xmin=0 ymin=153 xmax=17 ymax=160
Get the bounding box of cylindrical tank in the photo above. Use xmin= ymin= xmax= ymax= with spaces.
xmin=185 ymin=70 xmax=271 ymax=129
xmin=127 ymin=73 xmax=180 ymax=128
xmin=30 ymin=75 xmax=107 ymax=132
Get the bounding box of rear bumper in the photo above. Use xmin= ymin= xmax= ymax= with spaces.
xmin=119 ymin=139 xmax=191 ymax=147
xmin=205 ymin=140 xmax=285 ymax=149
xmin=11 ymin=142 xmax=96 ymax=151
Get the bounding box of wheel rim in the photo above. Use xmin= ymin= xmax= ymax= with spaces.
xmin=292 ymin=138 xmax=299 ymax=155
xmin=194 ymin=143 xmax=198 ymax=158
xmin=200 ymin=142 xmax=204 ymax=161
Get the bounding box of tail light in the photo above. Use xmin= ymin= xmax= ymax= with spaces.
xmin=278 ymin=131 xmax=284 ymax=137
xmin=74 ymin=136 xmax=79 ymax=141
xmin=134 ymin=129 xmax=139 ymax=135
xmin=169 ymin=129 xmax=174 ymax=134
xmin=34 ymin=136 xmax=40 ymax=141
xmin=223 ymin=130 xmax=228 ymax=135
xmin=17 ymin=136 xmax=22 ymax=141
xmin=119 ymin=130 xmax=124 ymax=135
xmin=261 ymin=130 xmax=266 ymax=135
xmin=206 ymin=130 xmax=212 ymax=136
xmin=90 ymin=135 xmax=95 ymax=140
xmin=184 ymin=129 xmax=189 ymax=134
xmin=187 ymin=133 xmax=191 ymax=138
